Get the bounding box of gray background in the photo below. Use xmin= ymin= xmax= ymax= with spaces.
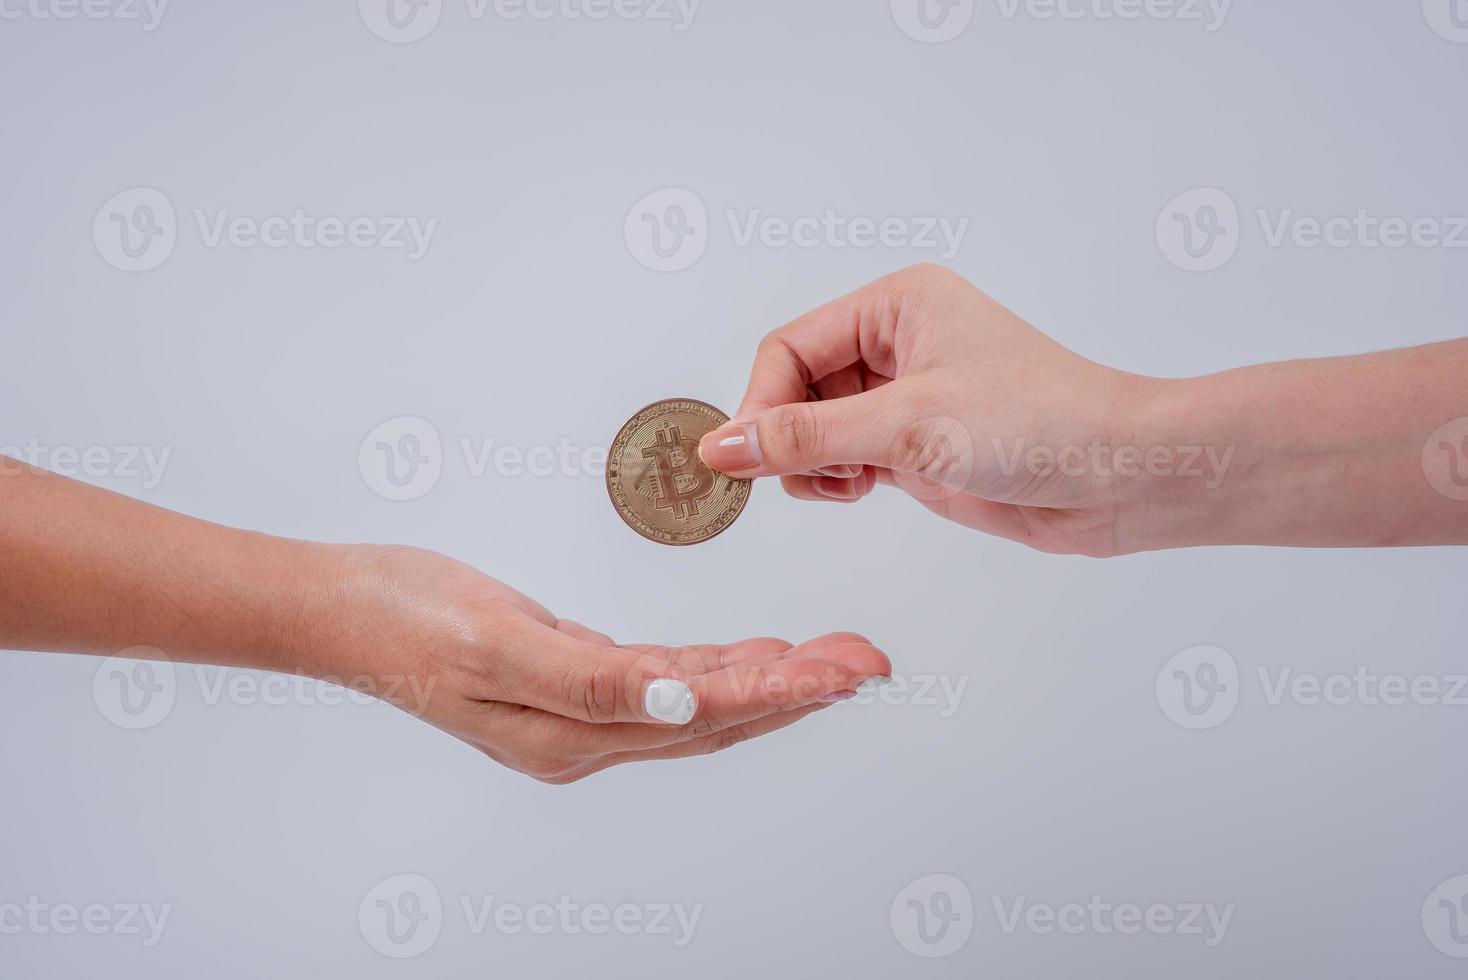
xmin=3 ymin=0 xmax=1467 ymax=976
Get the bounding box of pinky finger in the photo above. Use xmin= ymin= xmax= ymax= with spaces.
xmin=782 ymin=473 xmax=870 ymax=503
xmin=780 ymin=474 xmax=827 ymax=502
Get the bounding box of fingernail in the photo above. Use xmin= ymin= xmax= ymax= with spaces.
xmin=852 ymin=676 xmax=893 ymax=698
xmin=644 ymin=678 xmax=696 ymax=725
xmin=698 ymin=422 xmax=761 ymax=472
xmin=819 ymin=690 xmax=857 ymax=703
xmin=814 ymin=477 xmax=860 ymax=501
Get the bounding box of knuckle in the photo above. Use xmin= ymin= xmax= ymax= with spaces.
xmin=659 ymin=645 xmax=696 ymax=671
xmin=563 ymin=661 xmax=620 ymax=723
xmin=706 ymin=726 xmax=753 ymax=755
xmin=894 ymin=419 xmax=967 ymax=482
xmin=904 ymin=261 xmax=952 ymax=283
xmin=684 ymin=713 xmax=723 ymax=741
xmin=893 ymin=422 xmax=932 ymax=474
xmin=878 ymin=264 xmax=953 ymax=328
xmin=894 ymin=262 xmax=955 ymax=295
xmin=768 ymin=402 xmax=823 ymax=464
xmin=516 ymin=749 xmax=571 ymax=782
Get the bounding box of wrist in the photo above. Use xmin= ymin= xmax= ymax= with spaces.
xmin=281 ymin=543 xmax=477 ymax=707
xmin=258 ymin=538 xmax=357 ymax=680
xmin=1105 ymin=374 xmax=1253 ymax=554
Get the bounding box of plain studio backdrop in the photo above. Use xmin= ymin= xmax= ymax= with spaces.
xmin=2 ymin=1 xmax=1466 ymax=977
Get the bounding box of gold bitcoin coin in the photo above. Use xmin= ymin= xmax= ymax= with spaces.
xmin=606 ymin=399 xmax=752 ymax=546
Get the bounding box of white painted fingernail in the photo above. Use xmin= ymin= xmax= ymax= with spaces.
xmin=644 ymin=679 xmax=696 ymax=725
xmin=852 ymin=676 xmax=893 ymax=698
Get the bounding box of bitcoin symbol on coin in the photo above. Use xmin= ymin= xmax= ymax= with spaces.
xmin=607 ymin=399 xmax=752 ymax=546
xmin=642 ymin=424 xmax=717 ymax=520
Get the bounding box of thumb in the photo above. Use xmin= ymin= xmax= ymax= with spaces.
xmin=698 ymin=388 xmax=907 ymax=478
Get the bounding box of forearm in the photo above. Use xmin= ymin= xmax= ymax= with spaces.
xmin=0 ymin=459 xmax=328 ymax=671
xmin=1118 ymin=339 xmax=1468 ymax=551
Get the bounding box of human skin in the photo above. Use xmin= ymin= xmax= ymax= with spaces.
xmin=0 ymin=459 xmax=890 ymax=783
xmin=698 ymin=264 xmax=1468 ymax=557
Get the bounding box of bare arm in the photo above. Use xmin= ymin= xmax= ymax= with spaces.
xmin=697 ymin=265 xmax=1468 ymax=556
xmin=0 ymin=460 xmax=889 ymax=782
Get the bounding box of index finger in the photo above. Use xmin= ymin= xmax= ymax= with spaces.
xmin=736 ymin=273 xmax=907 ymax=418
